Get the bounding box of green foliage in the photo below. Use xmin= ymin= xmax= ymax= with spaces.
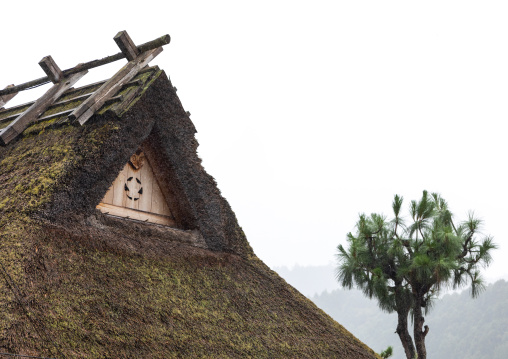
xmin=380 ymin=346 xmax=393 ymax=358
xmin=336 ymin=191 xmax=497 ymax=358
xmin=337 ymin=191 xmax=496 ymax=310
xmin=0 ymin=126 xmax=79 ymax=214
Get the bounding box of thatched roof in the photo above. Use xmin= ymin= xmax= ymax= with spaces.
xmin=0 ymin=33 xmax=379 ymax=358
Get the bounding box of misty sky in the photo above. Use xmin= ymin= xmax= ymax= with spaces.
xmin=3 ymin=1 xmax=508 ymax=283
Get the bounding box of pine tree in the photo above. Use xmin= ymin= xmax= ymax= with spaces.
xmin=336 ymin=191 xmax=497 ymax=359
xmin=380 ymin=346 xmax=393 ymax=358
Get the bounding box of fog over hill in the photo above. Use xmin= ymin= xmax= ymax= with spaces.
xmin=273 ymin=264 xmax=508 ymax=298
xmin=274 ymin=265 xmax=508 ymax=359
xmin=273 ymin=264 xmax=339 ymax=297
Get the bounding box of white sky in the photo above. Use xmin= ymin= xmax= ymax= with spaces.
xmin=3 ymin=1 xmax=508 ymax=282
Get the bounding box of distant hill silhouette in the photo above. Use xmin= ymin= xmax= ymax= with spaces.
xmin=273 ymin=263 xmax=339 ymax=296
xmin=312 ymin=279 xmax=508 ymax=359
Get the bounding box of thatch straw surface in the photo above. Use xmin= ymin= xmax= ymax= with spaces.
xmin=0 ymin=69 xmax=379 ymax=358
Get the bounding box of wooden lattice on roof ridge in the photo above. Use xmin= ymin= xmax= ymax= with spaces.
xmin=0 ymin=31 xmax=170 ymax=146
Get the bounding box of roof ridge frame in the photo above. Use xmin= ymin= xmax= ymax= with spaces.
xmin=0 ymin=33 xmax=170 ymax=98
xmin=69 ymin=47 xmax=163 ymax=126
xmin=0 ymin=70 xmax=87 ymax=146
xmin=109 ymin=67 xmax=161 ymax=117
xmin=0 ymin=101 xmax=34 ymax=118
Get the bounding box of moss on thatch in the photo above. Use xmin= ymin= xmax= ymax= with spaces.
xmin=0 ymin=215 xmax=379 ymax=358
xmin=0 ymin=66 xmax=380 ymax=358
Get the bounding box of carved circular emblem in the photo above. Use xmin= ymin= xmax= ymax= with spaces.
xmin=124 ymin=176 xmax=143 ymax=201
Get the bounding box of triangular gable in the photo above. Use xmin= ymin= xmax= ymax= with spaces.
xmin=96 ymin=149 xmax=176 ymax=226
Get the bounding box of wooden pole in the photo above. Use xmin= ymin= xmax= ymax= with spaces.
xmin=69 ymin=47 xmax=162 ymax=126
xmin=39 ymin=55 xmax=63 ymax=84
xmin=0 ymin=85 xmax=17 ymax=108
xmin=114 ymin=31 xmax=140 ymax=61
xmin=0 ymin=70 xmax=87 ymax=145
xmin=0 ymin=34 xmax=170 ymax=97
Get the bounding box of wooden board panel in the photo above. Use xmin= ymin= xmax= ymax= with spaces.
xmin=124 ymin=164 xmax=140 ymax=210
xmin=111 ymin=165 xmax=127 ymax=207
xmin=102 ymin=183 xmax=114 ymax=204
xmin=162 ymin=195 xmax=171 ymax=217
xmin=138 ymin=155 xmax=153 ymax=212
xmin=96 ymin=203 xmax=175 ymax=226
xmin=98 ymin=150 xmax=174 ymax=226
xmin=150 ymin=172 xmax=169 ymax=216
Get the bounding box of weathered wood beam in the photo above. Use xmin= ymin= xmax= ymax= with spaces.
xmin=35 ymin=109 xmax=74 ymax=123
xmin=0 ymin=79 xmax=143 ymax=123
xmin=114 ymin=31 xmax=140 ymax=61
xmin=0 ymin=71 xmax=87 ymax=146
xmin=62 ymin=77 xmax=142 ymax=99
xmin=0 ymin=113 xmax=20 ymax=124
xmin=0 ymin=34 xmax=170 ymax=97
xmin=52 ymin=92 xmax=92 ymax=107
xmin=0 ymin=85 xmax=17 ymax=108
xmin=33 ymin=95 xmax=124 ymax=125
xmin=0 ymin=101 xmax=37 ymax=121
xmin=39 ymin=56 xmax=63 ymax=84
xmin=111 ymin=69 xmax=159 ymax=117
xmin=69 ymin=47 xmax=162 ymax=126
xmin=96 ymin=203 xmax=176 ymax=226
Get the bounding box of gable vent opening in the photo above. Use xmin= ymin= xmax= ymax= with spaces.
xmin=97 ymin=149 xmax=176 ymax=226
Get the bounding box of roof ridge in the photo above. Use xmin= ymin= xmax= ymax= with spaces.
xmin=0 ymin=32 xmax=170 ymax=98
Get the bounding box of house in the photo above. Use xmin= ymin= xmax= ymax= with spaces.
xmin=0 ymin=31 xmax=379 ymax=358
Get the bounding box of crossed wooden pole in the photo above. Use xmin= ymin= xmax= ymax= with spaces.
xmin=0 ymin=31 xmax=170 ymax=145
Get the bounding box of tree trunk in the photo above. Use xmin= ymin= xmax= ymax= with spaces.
xmin=413 ymin=296 xmax=428 ymax=359
xmin=396 ymin=311 xmax=415 ymax=359
xmin=395 ymin=288 xmax=415 ymax=359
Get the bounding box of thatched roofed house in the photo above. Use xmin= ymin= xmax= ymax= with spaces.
xmin=0 ymin=32 xmax=379 ymax=358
